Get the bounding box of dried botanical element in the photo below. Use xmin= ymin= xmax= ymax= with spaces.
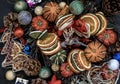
xmin=84 ymin=41 xmax=107 ymax=62
xmin=4 ymin=12 xmax=18 ymax=28
xmin=56 ymin=14 xmax=75 ymax=30
xmin=97 ymin=29 xmax=117 ymax=46
xmin=32 ymin=16 xmax=48 ymax=31
xmin=23 ymin=59 xmax=41 ymax=76
xmin=57 ymin=4 xmax=69 ymax=19
xmin=43 ymin=2 xmax=60 ymax=22
xmin=50 ymin=49 xmax=67 ymax=65
xmin=12 ymin=53 xmax=28 ymax=72
xmin=102 ymin=0 xmax=120 ymax=15
xmin=81 ymin=13 xmax=101 ymax=36
xmin=60 ymin=63 xmax=73 ymax=77
xmin=2 ymin=40 xmax=24 ymax=67
xmin=87 ymin=64 xmax=119 ymax=84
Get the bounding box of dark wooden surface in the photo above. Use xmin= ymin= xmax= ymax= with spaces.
xmin=0 ymin=0 xmax=120 ymax=84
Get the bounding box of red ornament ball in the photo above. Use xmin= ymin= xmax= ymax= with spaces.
xmin=14 ymin=27 xmax=24 ymax=38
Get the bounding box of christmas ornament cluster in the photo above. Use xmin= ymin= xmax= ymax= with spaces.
xmin=1 ymin=0 xmax=120 ymax=84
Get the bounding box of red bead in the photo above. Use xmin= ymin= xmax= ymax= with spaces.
xmin=14 ymin=27 xmax=24 ymax=38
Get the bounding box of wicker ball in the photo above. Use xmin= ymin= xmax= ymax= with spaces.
xmin=43 ymin=2 xmax=60 ymax=22
xmin=84 ymin=41 xmax=107 ymax=62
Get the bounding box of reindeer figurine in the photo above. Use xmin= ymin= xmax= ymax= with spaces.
xmin=61 ymin=27 xmax=87 ymax=48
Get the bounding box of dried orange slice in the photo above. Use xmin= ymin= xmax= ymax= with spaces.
xmin=42 ymin=41 xmax=61 ymax=56
xmin=56 ymin=14 xmax=75 ymax=30
xmin=96 ymin=12 xmax=107 ymax=35
xmin=81 ymin=13 xmax=100 ymax=36
xmin=68 ymin=49 xmax=85 ymax=73
xmin=37 ymin=33 xmax=58 ymax=48
xmin=78 ymin=51 xmax=91 ymax=70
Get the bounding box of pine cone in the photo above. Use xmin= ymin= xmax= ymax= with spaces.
xmin=4 ymin=12 xmax=18 ymax=28
xmin=102 ymin=0 xmax=120 ymax=16
xmin=23 ymin=59 xmax=41 ymax=76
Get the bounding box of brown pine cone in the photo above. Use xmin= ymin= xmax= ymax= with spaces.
xmin=102 ymin=0 xmax=120 ymax=16
xmin=4 ymin=12 xmax=18 ymax=28
xmin=23 ymin=59 xmax=41 ymax=76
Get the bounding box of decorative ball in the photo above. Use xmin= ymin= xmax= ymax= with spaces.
xmin=69 ymin=0 xmax=84 ymax=15
xmin=26 ymin=0 xmax=42 ymax=7
xmin=23 ymin=45 xmax=32 ymax=55
xmin=97 ymin=29 xmax=117 ymax=46
xmin=39 ymin=67 xmax=51 ymax=79
xmin=113 ymin=53 xmax=120 ymax=62
xmin=43 ymin=2 xmax=60 ymax=22
xmin=14 ymin=0 xmax=28 ymax=12
xmin=5 ymin=70 xmax=16 ymax=81
xmin=34 ymin=6 xmax=43 ymax=15
xmin=84 ymin=41 xmax=106 ymax=63
xmin=108 ymin=59 xmax=119 ymax=70
xmin=51 ymin=64 xmax=60 ymax=72
xmin=18 ymin=11 xmax=32 ymax=25
xmin=32 ymin=16 xmax=48 ymax=31
xmin=60 ymin=63 xmax=73 ymax=77
xmin=14 ymin=27 xmax=24 ymax=38
xmin=59 ymin=2 xmax=66 ymax=9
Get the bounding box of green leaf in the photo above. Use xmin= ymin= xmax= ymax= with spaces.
xmin=29 ymin=31 xmax=42 ymax=39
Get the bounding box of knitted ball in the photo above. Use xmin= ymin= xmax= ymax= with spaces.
xmin=69 ymin=0 xmax=84 ymax=15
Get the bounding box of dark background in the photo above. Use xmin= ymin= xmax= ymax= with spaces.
xmin=0 ymin=0 xmax=120 ymax=84
xmin=0 ymin=0 xmax=15 ymax=84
